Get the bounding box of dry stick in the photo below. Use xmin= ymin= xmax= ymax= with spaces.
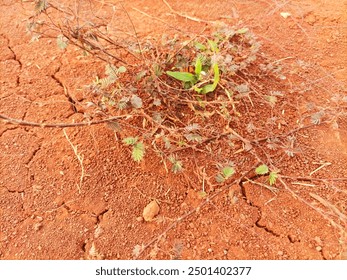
xmin=243 ymin=177 xmax=279 ymax=194
xmin=278 ymin=177 xmax=345 ymax=232
xmin=120 ymin=4 xmax=144 ymax=60
xmin=162 ymin=0 xmax=215 ymax=24
xmin=63 ymin=129 xmax=85 ymax=193
xmin=131 ymin=7 xmax=184 ymax=33
xmin=251 ymin=122 xmax=326 ymax=144
xmin=0 ymin=114 xmax=131 ymax=128
xmin=281 ymin=175 xmax=347 ymax=182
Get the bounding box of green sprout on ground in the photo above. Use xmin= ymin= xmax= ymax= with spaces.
xmin=122 ymin=137 xmax=145 ymax=162
xmin=216 ymin=165 xmax=235 ymax=183
xmin=166 ymin=39 xmax=220 ymax=94
xmin=255 ymin=164 xmax=279 ymax=186
xmin=168 ymin=155 xmax=183 ymax=173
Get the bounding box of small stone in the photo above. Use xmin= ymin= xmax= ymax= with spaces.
xmin=278 ymin=251 xmax=284 ymax=256
xmin=314 ymin=236 xmax=322 ymax=245
xmin=33 ymin=185 xmax=43 ymax=191
xmin=305 ymin=13 xmax=316 ymax=25
xmin=142 ymin=200 xmax=160 ymax=222
xmin=33 ymin=223 xmax=42 ymax=231
xmin=316 ymin=246 xmax=322 ymax=252
xmin=36 ymin=216 xmax=43 ymax=222
xmin=136 ymin=216 xmax=144 ymax=222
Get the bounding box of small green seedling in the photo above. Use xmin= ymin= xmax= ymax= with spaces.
xmin=255 ymin=164 xmax=269 ymax=175
xmin=216 ymin=165 xmax=235 ymax=183
xmin=255 ymin=164 xmax=279 ymax=186
xmin=166 ymin=40 xmax=220 ymax=94
xmin=122 ymin=137 xmax=145 ymax=162
xmin=168 ymin=155 xmax=183 ymax=173
xmin=93 ymin=64 xmax=126 ymax=89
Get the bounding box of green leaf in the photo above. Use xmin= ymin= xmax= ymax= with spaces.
xmin=207 ymin=39 xmax=219 ymax=53
xmin=255 ymin=164 xmax=269 ymax=175
xmin=195 ymin=42 xmax=206 ymax=50
xmin=132 ymin=142 xmax=145 ymax=162
xmin=198 ymin=63 xmax=220 ymax=94
xmin=236 ymin=27 xmax=249 ymax=34
xmin=212 ymin=63 xmax=220 ymax=83
xmin=172 ymin=160 xmax=183 ymax=173
xmin=169 ymin=155 xmax=183 ymax=173
xmin=123 ymin=137 xmax=138 ymax=145
xmin=269 ymin=171 xmax=278 ymax=185
xmin=195 ymin=56 xmax=202 ymax=77
xmin=222 ymin=166 xmax=235 ymax=179
xmin=35 ymin=0 xmax=48 ymax=14
xmin=57 ymin=34 xmax=68 ymax=50
xmin=136 ymin=70 xmax=147 ymax=81
xmin=117 ymin=66 xmax=127 ymax=73
xmin=198 ymin=191 xmax=207 ymax=198
xmin=166 ymin=71 xmax=197 ymax=83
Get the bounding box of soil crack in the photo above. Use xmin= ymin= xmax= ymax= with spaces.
xmin=1 ymin=34 xmax=22 ymax=85
xmin=239 ymin=176 xmax=280 ymax=237
xmin=96 ymin=209 xmax=109 ymax=224
xmin=2 ymin=186 xmax=25 ymax=194
xmin=51 ymin=65 xmax=77 ymax=113
xmin=24 ymin=142 xmax=42 ymax=166
xmin=0 ymin=127 xmax=18 ymax=138
xmin=7 ymin=45 xmax=22 ymax=70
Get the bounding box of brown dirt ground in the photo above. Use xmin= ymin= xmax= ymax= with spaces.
xmin=0 ymin=0 xmax=347 ymax=260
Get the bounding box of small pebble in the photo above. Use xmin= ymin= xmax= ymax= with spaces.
xmin=316 ymin=246 xmax=322 ymax=252
xmin=143 ymin=200 xmax=160 ymax=222
xmin=136 ymin=216 xmax=144 ymax=222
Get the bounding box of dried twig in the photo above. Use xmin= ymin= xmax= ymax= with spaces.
xmin=63 ymin=129 xmax=85 ymax=193
xmin=131 ymin=7 xmax=183 ymax=33
xmin=162 ymin=0 xmax=214 ymax=24
xmin=281 ymin=175 xmax=347 ymax=182
xmin=0 ymin=114 xmax=132 ymax=128
xmin=278 ymin=177 xmax=345 ymax=232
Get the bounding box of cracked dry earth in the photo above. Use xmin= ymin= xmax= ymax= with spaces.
xmin=1 ymin=0 xmax=347 ymax=260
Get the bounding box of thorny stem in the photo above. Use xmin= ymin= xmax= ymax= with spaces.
xmin=0 ymin=114 xmax=132 ymax=128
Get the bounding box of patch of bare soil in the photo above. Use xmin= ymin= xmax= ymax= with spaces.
xmin=0 ymin=0 xmax=346 ymax=260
